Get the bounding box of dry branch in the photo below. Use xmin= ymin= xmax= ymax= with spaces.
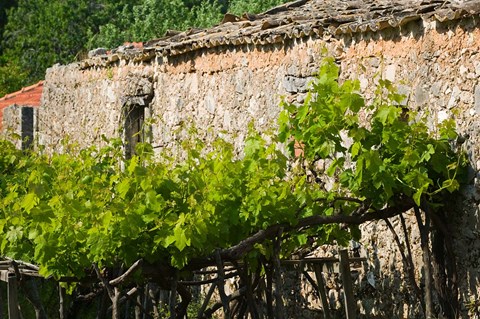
xmin=109 ymin=259 xmax=143 ymax=286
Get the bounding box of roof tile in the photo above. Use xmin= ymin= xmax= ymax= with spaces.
xmin=70 ymin=0 xmax=480 ymax=69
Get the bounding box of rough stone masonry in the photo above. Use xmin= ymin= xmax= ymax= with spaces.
xmin=27 ymin=0 xmax=480 ymax=317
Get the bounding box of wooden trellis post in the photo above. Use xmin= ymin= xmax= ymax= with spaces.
xmin=7 ymin=273 xmax=20 ymax=319
xmin=339 ymin=249 xmax=356 ymax=319
xmin=313 ymin=265 xmax=331 ymax=319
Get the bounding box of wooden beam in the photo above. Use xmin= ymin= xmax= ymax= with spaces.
xmin=313 ymin=265 xmax=331 ymax=319
xmin=7 ymin=274 xmax=20 ymax=319
xmin=339 ymin=250 xmax=356 ymax=319
xmin=0 ymin=271 xmax=8 ymax=283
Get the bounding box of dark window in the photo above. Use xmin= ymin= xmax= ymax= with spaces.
xmin=124 ymin=104 xmax=145 ymax=159
xmin=21 ymin=107 xmax=34 ymax=150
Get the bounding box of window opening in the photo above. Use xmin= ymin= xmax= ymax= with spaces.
xmin=124 ymin=104 xmax=145 ymax=159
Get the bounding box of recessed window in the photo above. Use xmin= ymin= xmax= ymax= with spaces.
xmin=124 ymin=104 xmax=145 ymax=159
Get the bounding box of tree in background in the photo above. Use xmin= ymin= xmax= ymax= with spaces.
xmin=0 ymin=0 xmax=17 ymax=55
xmin=0 ymin=56 xmax=27 ymax=97
xmin=0 ymin=0 xmax=289 ymax=96
xmin=0 ymin=0 xmax=23 ymax=96
xmin=1 ymin=0 xmax=139 ymax=85
xmin=228 ymin=0 xmax=286 ymax=14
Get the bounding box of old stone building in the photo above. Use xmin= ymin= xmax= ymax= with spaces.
xmin=0 ymin=81 xmax=42 ymax=149
xmin=6 ymin=0 xmax=480 ymax=317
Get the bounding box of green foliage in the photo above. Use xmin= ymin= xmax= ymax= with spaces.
xmin=279 ymin=57 xmax=465 ymax=208
xmin=228 ymin=0 xmax=287 ymax=15
xmin=0 ymin=130 xmax=301 ymax=277
xmin=128 ymin=0 xmax=223 ymax=42
xmin=2 ymin=0 xmax=91 ymax=82
xmin=0 ymin=59 xmax=465 ymax=287
xmin=0 ymin=55 xmax=28 ymax=96
xmin=0 ymin=0 xmax=16 ymax=54
xmin=85 ymin=0 xmax=143 ymax=50
xmin=0 ymin=0 xmax=291 ymax=95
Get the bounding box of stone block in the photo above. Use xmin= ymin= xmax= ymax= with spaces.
xmin=204 ymin=92 xmax=216 ymax=114
xmin=282 ymin=75 xmax=314 ymax=93
xmin=88 ymin=48 xmax=107 ymax=58
xmin=474 ymin=85 xmax=480 ymax=114
xmin=415 ymin=85 xmax=428 ymax=106
xmin=385 ymin=64 xmax=396 ymax=82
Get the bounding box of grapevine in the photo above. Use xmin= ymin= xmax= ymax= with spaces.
xmin=0 ymin=59 xmax=466 ymax=318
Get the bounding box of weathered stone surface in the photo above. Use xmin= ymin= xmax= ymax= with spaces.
xmin=2 ymin=105 xmax=36 ymax=150
xmin=283 ymin=75 xmax=315 ymax=93
xmin=88 ymin=48 xmax=107 ymax=58
xmin=474 ymin=85 xmax=480 ymax=114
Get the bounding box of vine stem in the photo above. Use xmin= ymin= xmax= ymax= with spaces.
xmin=414 ymin=205 xmax=432 ymax=319
xmin=215 ymin=249 xmax=231 ymax=319
xmin=109 ymin=259 xmax=143 ymax=286
xmin=399 ymin=214 xmax=424 ymax=310
xmin=217 ymin=198 xmax=414 ymax=262
xmin=273 ymin=227 xmax=285 ymax=319
xmin=384 ymin=217 xmax=422 ymax=303
xmin=169 ymin=271 xmax=178 ymax=319
xmin=423 ymin=202 xmax=459 ymax=318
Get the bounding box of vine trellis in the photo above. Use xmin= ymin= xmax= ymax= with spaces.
xmin=0 ymin=58 xmax=467 ymax=318
xmin=1 ymin=252 xmax=367 ymax=319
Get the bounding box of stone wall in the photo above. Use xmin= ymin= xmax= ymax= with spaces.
xmin=339 ymin=17 xmax=480 ymax=317
xmin=38 ymin=63 xmax=156 ymax=152
xmin=39 ymin=15 xmax=480 ymax=318
xmin=40 ymin=38 xmax=329 ymax=152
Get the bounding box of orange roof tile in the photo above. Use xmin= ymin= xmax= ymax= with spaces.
xmin=0 ymin=81 xmax=43 ymax=131
xmin=124 ymin=42 xmax=143 ymax=49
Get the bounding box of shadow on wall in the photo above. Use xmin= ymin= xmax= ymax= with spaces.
xmin=456 ymin=177 xmax=480 ymax=317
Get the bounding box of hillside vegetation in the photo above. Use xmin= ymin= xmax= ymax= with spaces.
xmin=0 ymin=0 xmax=289 ymax=96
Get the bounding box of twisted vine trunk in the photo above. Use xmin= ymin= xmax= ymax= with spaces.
xmin=418 ymin=201 xmax=459 ymax=318
xmin=428 ymin=208 xmax=459 ymax=318
xmin=415 ymin=205 xmax=432 ymax=318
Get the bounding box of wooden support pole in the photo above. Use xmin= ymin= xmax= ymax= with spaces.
xmin=7 ymin=274 xmax=20 ymax=319
xmin=313 ymin=265 xmax=331 ymax=319
xmin=169 ymin=275 xmax=178 ymax=319
xmin=339 ymin=249 xmax=356 ymax=319
xmin=135 ymin=286 xmax=143 ymax=319
xmin=0 ymin=282 xmax=4 ymax=319
xmin=215 ymin=250 xmax=231 ymax=319
xmin=59 ymin=283 xmax=65 ymax=319
xmin=197 ymin=282 xmax=217 ymax=319
xmin=273 ymin=229 xmax=285 ymax=319
xmin=265 ymin=266 xmax=274 ymax=319
xmin=112 ymin=287 xmax=121 ymax=319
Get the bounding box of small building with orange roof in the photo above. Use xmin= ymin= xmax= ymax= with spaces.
xmin=0 ymin=81 xmax=43 ymax=149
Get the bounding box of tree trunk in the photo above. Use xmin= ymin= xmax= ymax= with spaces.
xmin=111 ymin=287 xmax=120 ymax=319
